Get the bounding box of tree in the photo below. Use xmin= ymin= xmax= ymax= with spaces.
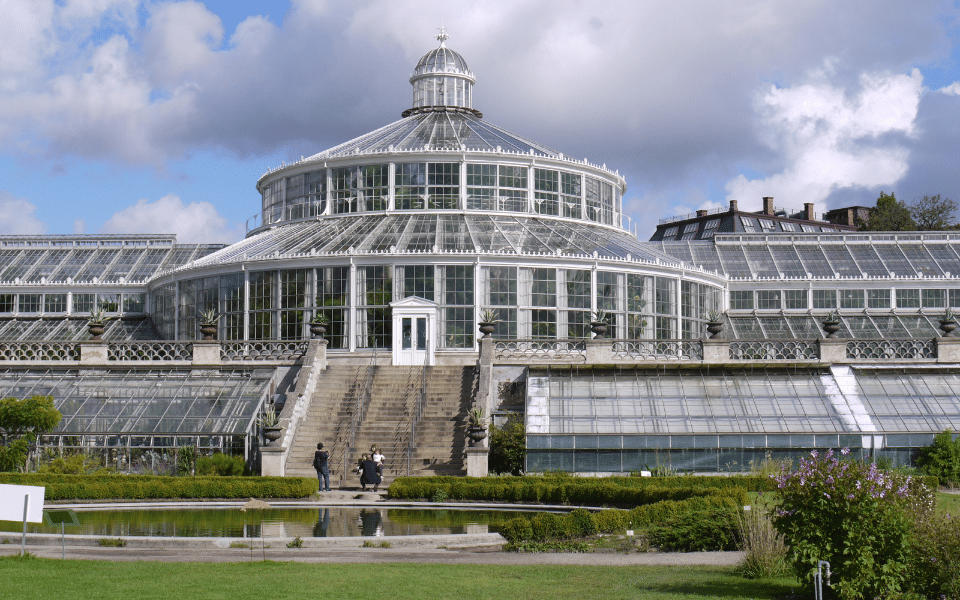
xmin=915 ymin=429 xmax=960 ymax=486
xmin=860 ymin=191 xmax=916 ymax=231
xmin=0 ymin=395 xmax=61 ymax=472
xmin=910 ymin=194 xmax=958 ymax=230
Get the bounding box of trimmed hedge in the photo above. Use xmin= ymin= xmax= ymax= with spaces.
xmin=388 ymin=476 xmax=747 ymax=507
xmin=0 ymin=473 xmax=317 ymax=500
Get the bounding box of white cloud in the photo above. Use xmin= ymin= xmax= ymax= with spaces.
xmin=0 ymin=191 xmax=46 ymax=234
xmin=939 ymin=82 xmax=960 ymax=95
xmin=725 ymin=69 xmax=923 ymax=210
xmin=100 ymin=194 xmax=244 ymax=243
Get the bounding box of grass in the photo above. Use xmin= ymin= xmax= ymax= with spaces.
xmin=0 ymin=556 xmax=799 ymax=600
xmin=938 ymin=491 xmax=960 ymax=515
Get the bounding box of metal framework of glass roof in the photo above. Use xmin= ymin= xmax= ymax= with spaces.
xmin=181 ymin=213 xmax=682 ymax=270
xmin=725 ymin=315 xmax=943 ymax=340
xmin=0 ymin=317 xmax=158 ymax=341
xmin=528 ymin=366 xmax=960 ymax=436
xmin=0 ymin=368 xmax=271 ymax=435
xmin=655 ymin=233 xmax=960 ymax=280
xmin=0 ymin=236 xmax=225 ymax=285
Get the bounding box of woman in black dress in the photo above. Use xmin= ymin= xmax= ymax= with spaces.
xmin=358 ymin=453 xmax=382 ymax=492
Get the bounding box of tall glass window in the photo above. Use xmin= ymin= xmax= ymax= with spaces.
xmin=220 ymin=274 xmax=244 ymax=341
xmin=396 ymin=163 xmax=426 ymax=210
xmin=757 ymin=290 xmax=782 ymax=310
xmin=279 ymin=269 xmax=308 ymax=340
xmin=561 ymin=172 xmax=582 ymax=219
xmin=566 ymin=269 xmax=591 ymax=338
xmin=360 ymin=165 xmax=389 ymax=211
xmin=442 ymin=265 xmax=474 ymax=349
xmin=534 ymin=169 xmax=559 ymax=216
xmin=466 ymin=164 xmax=497 ymax=210
xmin=585 ymin=178 xmax=601 ymax=222
xmin=627 ymin=274 xmax=652 ymax=339
xmin=427 ymin=163 xmax=459 ymax=209
xmin=401 ymin=265 xmax=435 ymax=300
xmin=485 ymin=266 xmax=517 ymax=338
xmin=248 ymin=271 xmax=275 ymax=340
xmin=332 ymin=167 xmax=358 ymax=214
xmin=531 ymin=268 xmax=556 ymax=339
xmin=498 ymin=166 xmax=527 ymax=212
xmin=317 ymin=267 xmax=349 ymax=349
xmin=357 ymin=266 xmax=391 ymax=349
xmin=597 ymin=271 xmax=620 ymax=338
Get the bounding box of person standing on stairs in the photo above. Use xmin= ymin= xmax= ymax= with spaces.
xmin=314 ymin=442 xmax=331 ymax=492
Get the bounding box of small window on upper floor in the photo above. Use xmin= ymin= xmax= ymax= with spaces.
xmin=780 ymin=222 xmax=798 ymax=232
xmin=759 ymin=219 xmax=777 ymax=232
xmin=680 ymin=223 xmax=699 ymax=240
xmin=739 ymin=216 xmax=757 ymax=232
xmin=662 ymin=226 xmax=679 ymax=241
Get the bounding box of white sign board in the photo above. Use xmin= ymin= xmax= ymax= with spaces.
xmin=0 ymin=484 xmax=45 ymax=523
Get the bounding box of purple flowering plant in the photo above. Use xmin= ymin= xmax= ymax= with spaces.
xmin=771 ymin=448 xmax=931 ymax=600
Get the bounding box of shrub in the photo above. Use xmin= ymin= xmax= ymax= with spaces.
xmin=196 ymin=453 xmax=246 ymax=477
xmin=648 ymin=506 xmax=739 ymax=552
xmin=286 ymin=536 xmax=303 ymax=548
xmin=736 ymin=498 xmax=790 ymax=579
xmin=915 ymin=429 xmax=960 ymax=487
xmin=530 ymin=512 xmax=568 ymax=541
xmin=499 ymin=517 xmax=533 ymax=544
xmin=0 ymin=473 xmax=317 ymax=499
xmin=906 ymin=510 xmax=960 ymax=598
xmin=566 ymin=508 xmax=596 ymax=538
xmin=37 ymin=453 xmax=110 ymax=475
xmin=97 ymin=538 xmax=125 ymax=547
xmin=772 ymin=449 xmax=927 ymax=599
xmin=176 ymin=446 xmax=197 ymax=476
xmin=489 ymin=417 xmax=526 ymax=475
xmin=593 ymin=508 xmax=628 ymax=533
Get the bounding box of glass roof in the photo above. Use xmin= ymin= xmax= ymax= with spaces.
xmin=183 ymin=214 xmax=681 ymax=270
xmin=414 ymin=45 xmax=472 ymax=77
xmin=0 ymin=317 xmax=158 ymax=341
xmin=304 ymin=110 xmax=560 ymax=159
xmin=0 ymin=238 xmax=224 ymax=284
xmin=530 ymin=366 xmax=960 ymax=435
xmin=0 ymin=368 xmax=271 ymax=435
xmin=725 ymin=315 xmax=942 ymax=339
xmin=656 ymin=234 xmax=960 ymax=279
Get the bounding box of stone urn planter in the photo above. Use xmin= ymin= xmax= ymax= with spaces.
xmin=87 ymin=322 xmax=106 ymax=341
xmin=199 ymin=322 xmax=217 ymax=341
xmin=467 ymin=426 xmax=487 ymax=447
xmin=590 ymin=321 xmax=608 ymax=339
xmin=940 ymin=319 xmax=958 ymax=337
xmin=706 ymin=321 xmax=724 ymax=339
xmin=309 ymin=323 xmax=327 ymax=339
xmin=478 ymin=322 xmax=497 ymax=338
xmin=262 ymin=426 xmax=283 ymax=446
xmin=821 ymin=320 xmax=841 ymax=339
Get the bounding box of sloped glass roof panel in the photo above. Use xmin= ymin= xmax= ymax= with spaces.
xmin=658 ymin=242 xmax=693 ymax=264
xmin=769 ymin=245 xmax=806 ymax=278
xmin=438 ymin=215 xmax=475 ymax=251
xmin=847 ymin=245 xmax=888 ymax=277
xmin=871 ymin=315 xmax=911 ymax=338
xmin=717 ymin=246 xmax=753 ymax=278
xmin=901 ymin=245 xmax=943 ymax=277
xmin=0 ymin=318 xmax=158 ymax=341
xmin=924 ymin=244 xmax=960 ymax=274
xmin=821 ymin=245 xmax=861 ymax=278
xmin=1 ymin=250 xmax=44 ymax=282
xmin=794 ymin=246 xmax=833 ymax=277
xmin=844 ymin=316 xmax=881 ymax=338
xmin=0 ymin=368 xmax=271 ymax=435
xmin=874 ymin=245 xmax=912 ymax=276
xmin=25 ymin=250 xmax=72 ymax=282
xmin=743 ymin=246 xmax=778 ymax=278
xmin=898 ymin=315 xmax=939 ymax=337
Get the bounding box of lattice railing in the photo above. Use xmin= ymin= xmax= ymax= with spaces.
xmin=612 ymin=340 xmax=703 ymax=361
xmin=729 ymin=340 xmax=819 ymax=361
xmin=221 ymin=341 xmax=309 ymax=361
xmin=494 ymin=340 xmax=586 ymax=362
xmin=0 ymin=342 xmax=80 ymax=361
xmin=846 ymin=339 xmax=937 ymax=360
xmin=107 ymin=342 xmax=193 ymax=361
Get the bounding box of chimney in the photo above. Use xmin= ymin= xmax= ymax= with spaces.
xmin=696 ymin=210 xmax=708 ymax=217
xmin=729 ymin=199 xmax=738 ymax=212
xmin=762 ymin=196 xmax=775 ymax=215
xmin=804 ymin=202 xmax=815 ymax=221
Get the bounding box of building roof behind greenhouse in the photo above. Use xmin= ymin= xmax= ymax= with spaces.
xmin=0 ymin=368 xmax=272 ymax=435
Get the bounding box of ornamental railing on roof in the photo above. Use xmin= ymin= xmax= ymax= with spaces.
xmin=612 ymin=340 xmax=702 ymax=361
xmin=846 ymin=339 xmax=937 ymax=360
xmin=494 ymin=340 xmax=586 ymax=363
xmin=0 ymin=342 xmax=80 ymax=361
xmin=107 ymin=342 xmax=193 ymax=362
xmin=221 ymin=341 xmax=310 ymax=361
xmin=729 ymin=340 xmax=820 ymax=361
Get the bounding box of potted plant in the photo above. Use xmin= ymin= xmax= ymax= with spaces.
xmin=309 ymin=312 xmax=329 ymax=339
xmin=590 ymin=309 xmax=608 ymax=339
xmin=704 ymin=309 xmax=725 ymax=339
xmin=940 ymin=308 xmax=958 ymax=337
xmin=87 ymin=308 xmax=109 ymax=341
xmin=259 ymin=410 xmax=283 ymax=445
xmin=478 ymin=308 xmax=500 ymax=338
xmin=467 ymin=407 xmax=487 ymax=447
xmin=197 ymin=308 xmax=219 ymax=341
xmin=821 ymin=310 xmax=842 ymax=339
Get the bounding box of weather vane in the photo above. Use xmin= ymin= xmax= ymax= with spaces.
xmin=436 ymin=24 xmax=449 ymax=46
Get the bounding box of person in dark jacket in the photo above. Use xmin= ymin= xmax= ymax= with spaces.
xmin=313 ymin=442 xmax=330 ymax=492
xmin=357 ymin=453 xmax=382 ymax=492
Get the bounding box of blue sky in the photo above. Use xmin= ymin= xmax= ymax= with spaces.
xmin=1 ymin=0 xmax=959 ymax=242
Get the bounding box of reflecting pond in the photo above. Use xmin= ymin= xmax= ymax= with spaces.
xmin=1 ymin=507 xmax=546 ymax=538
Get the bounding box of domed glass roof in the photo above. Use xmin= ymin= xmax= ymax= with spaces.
xmin=414 ymin=46 xmax=472 ymax=78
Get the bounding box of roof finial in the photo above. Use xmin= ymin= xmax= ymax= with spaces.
xmin=436 ymin=24 xmax=449 ymax=47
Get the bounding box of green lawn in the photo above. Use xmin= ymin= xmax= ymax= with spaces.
xmin=0 ymin=556 xmax=798 ymax=600
xmin=938 ymin=491 xmax=960 ymax=515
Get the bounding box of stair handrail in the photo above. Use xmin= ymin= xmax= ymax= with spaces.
xmin=333 ymin=361 xmax=364 ymax=486
xmin=406 ymin=354 xmax=428 ymax=476
xmin=345 ymin=349 xmax=378 ymax=480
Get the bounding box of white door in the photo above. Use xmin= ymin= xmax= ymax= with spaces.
xmin=398 ymin=315 xmax=429 ymax=365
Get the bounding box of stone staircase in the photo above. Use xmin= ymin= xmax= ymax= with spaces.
xmin=285 ymin=363 xmax=477 ymax=487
